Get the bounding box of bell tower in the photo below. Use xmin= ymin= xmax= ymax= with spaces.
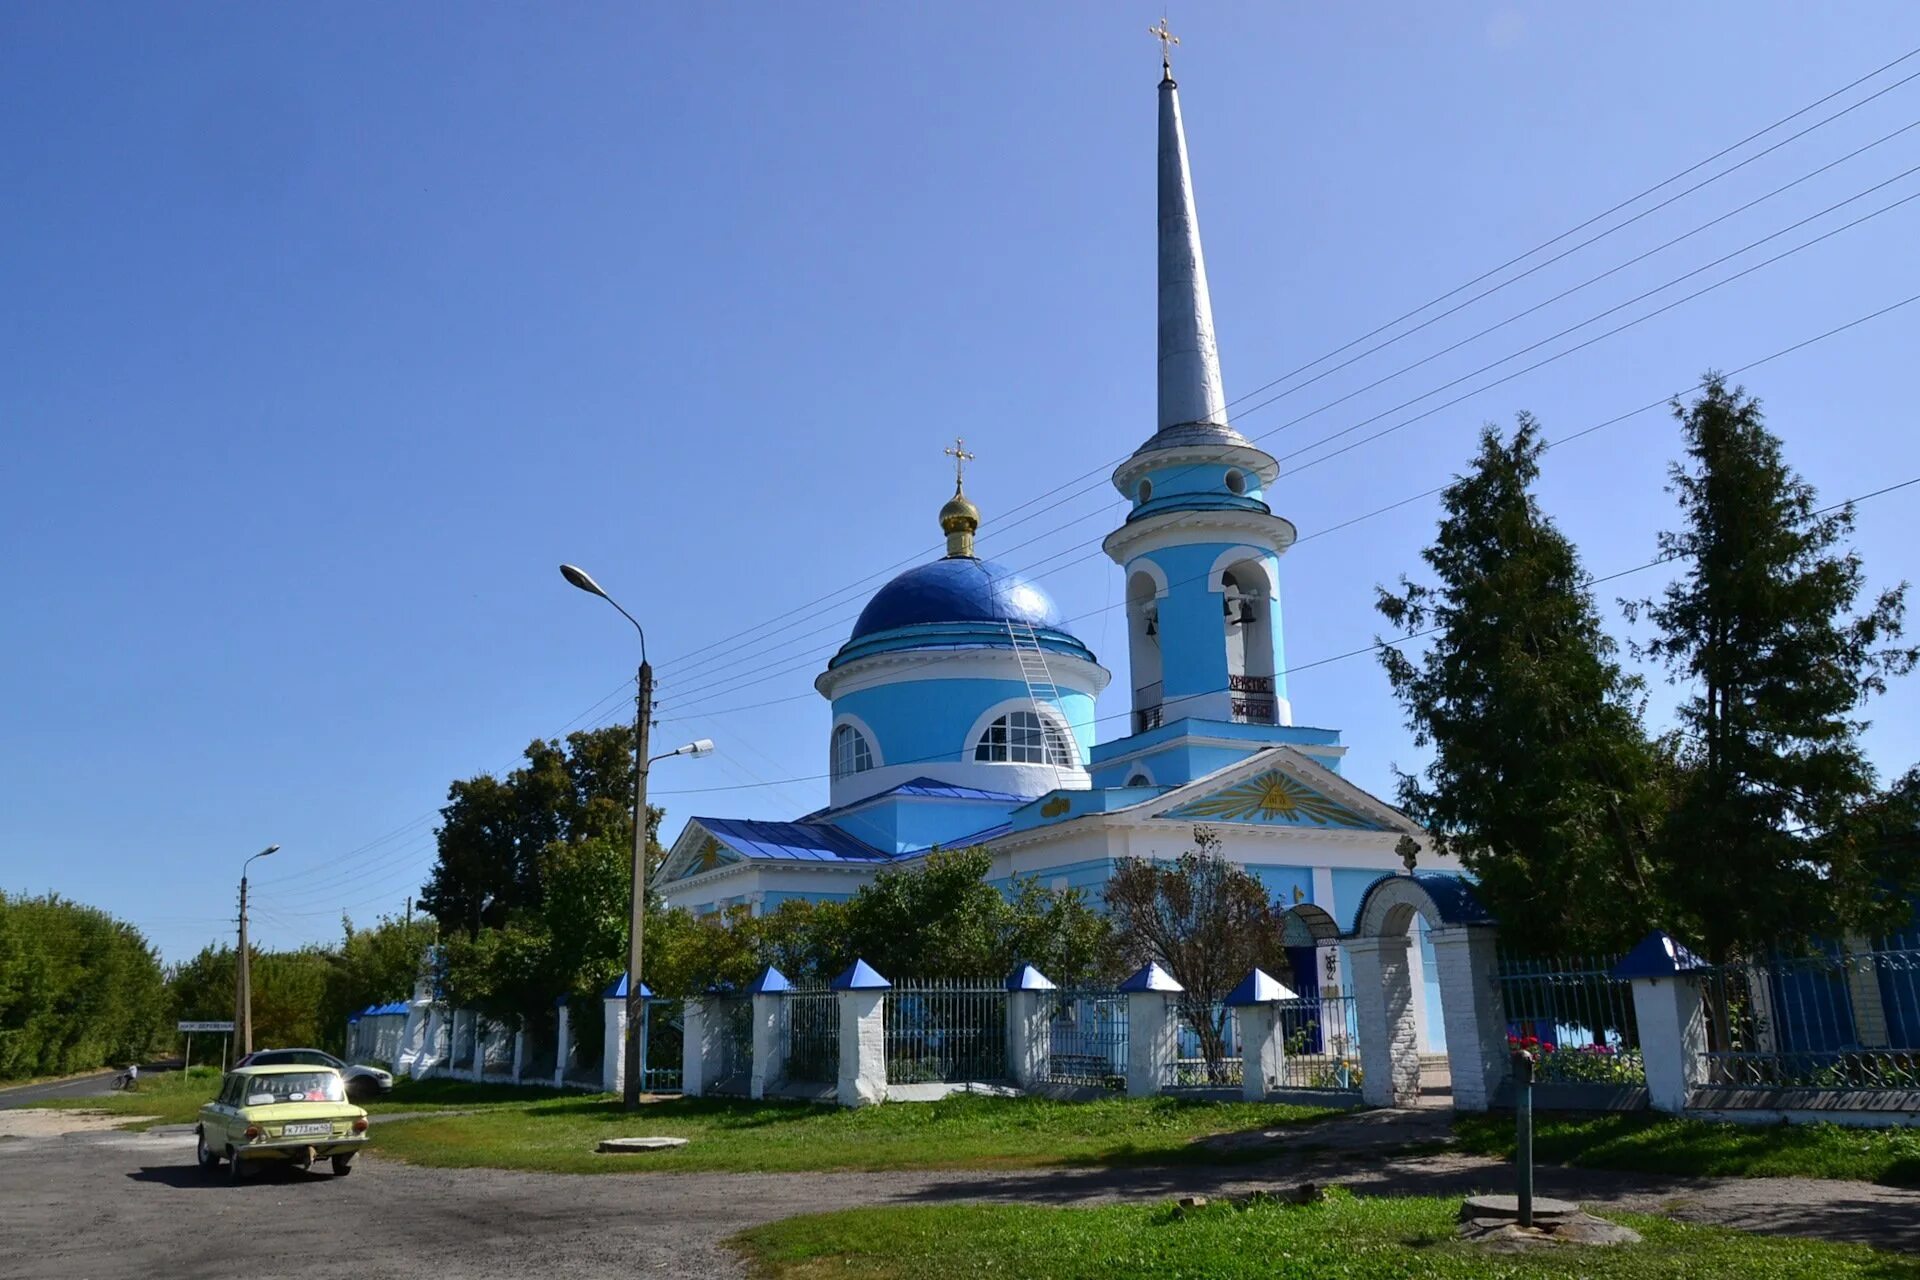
xmin=1104 ymin=42 xmax=1296 ymax=734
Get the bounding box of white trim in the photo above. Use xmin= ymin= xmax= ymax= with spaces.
xmin=1103 ymin=507 xmax=1298 ymax=567
xmin=816 ymin=646 xmax=1111 ymax=701
xmin=1110 ymin=442 xmax=1281 ymax=495
xmin=829 ymin=712 xmax=884 ymax=775
xmin=1121 ymin=762 xmax=1158 ymax=787
xmin=1207 ymin=547 xmax=1281 ymax=595
xmin=1091 ymin=730 xmax=1346 ymax=774
xmin=1123 ymin=558 xmax=1170 ymax=600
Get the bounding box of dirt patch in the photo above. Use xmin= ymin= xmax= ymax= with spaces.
xmin=0 ymin=1109 xmax=155 ymax=1138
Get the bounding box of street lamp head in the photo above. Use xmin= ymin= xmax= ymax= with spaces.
xmin=560 ymin=564 xmax=609 ymax=599
xmin=260 ymin=844 xmax=280 ymax=857
xmin=678 ymin=739 xmax=715 ymax=758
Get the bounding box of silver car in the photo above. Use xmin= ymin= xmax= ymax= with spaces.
xmin=234 ymin=1048 xmax=394 ymax=1101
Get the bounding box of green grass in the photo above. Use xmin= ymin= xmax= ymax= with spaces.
xmin=27 ymin=1070 xmax=566 ymax=1130
xmin=369 ymin=1090 xmax=1345 ymax=1174
xmin=1455 ymin=1112 xmax=1920 ymax=1187
xmin=734 ymin=1194 xmax=1920 ymax=1279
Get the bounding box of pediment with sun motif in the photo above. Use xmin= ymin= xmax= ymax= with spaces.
xmin=1157 ymin=769 xmax=1384 ymax=829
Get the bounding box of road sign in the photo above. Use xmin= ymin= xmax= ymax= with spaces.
xmin=177 ymin=1020 xmax=235 ymax=1033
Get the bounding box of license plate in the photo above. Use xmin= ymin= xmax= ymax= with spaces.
xmin=281 ymin=1123 xmax=332 ymax=1136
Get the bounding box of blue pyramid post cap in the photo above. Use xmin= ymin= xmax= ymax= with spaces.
xmin=1118 ymin=961 xmax=1184 ymax=993
xmin=746 ymin=964 xmax=793 ymax=994
xmin=347 ymin=1014 xmax=360 ymax=1023
xmin=1005 ymin=963 xmax=1057 ymax=992
xmin=1612 ymin=930 xmax=1710 ymax=980
xmin=602 ymin=974 xmax=656 ymax=1000
xmin=831 ymin=959 xmax=892 ymax=991
xmin=1225 ymin=967 xmax=1299 ymax=1007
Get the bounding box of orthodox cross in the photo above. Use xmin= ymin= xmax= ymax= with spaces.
xmin=1150 ymin=17 xmax=1179 ymax=71
xmin=944 ymin=437 xmax=975 ymax=490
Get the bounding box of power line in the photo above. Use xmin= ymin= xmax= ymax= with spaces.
xmin=650 ymin=46 xmax=1920 ymax=683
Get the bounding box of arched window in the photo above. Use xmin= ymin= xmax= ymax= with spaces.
xmin=832 ymin=724 xmax=873 ymax=779
xmin=973 ymin=709 xmax=1076 ymax=767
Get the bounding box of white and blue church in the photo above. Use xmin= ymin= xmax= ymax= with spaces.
xmin=657 ymin=59 xmax=1462 ymax=1037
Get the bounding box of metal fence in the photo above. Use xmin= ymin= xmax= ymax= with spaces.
xmin=641 ymin=998 xmax=683 ymax=1093
xmin=708 ymin=995 xmax=754 ymax=1094
xmin=1273 ymin=993 xmax=1363 ymax=1091
xmin=884 ymin=979 xmax=1008 ymax=1084
xmin=1496 ymin=953 xmax=1644 ymax=1086
xmin=1701 ymin=939 xmax=1920 ymax=1090
xmin=781 ymin=987 xmax=840 ymax=1083
xmin=1042 ymin=990 xmax=1128 ymax=1089
xmin=1167 ymin=1002 xmax=1242 ymax=1089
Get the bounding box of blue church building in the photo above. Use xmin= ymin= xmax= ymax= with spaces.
xmin=656 ymin=57 xmax=1462 ymax=1033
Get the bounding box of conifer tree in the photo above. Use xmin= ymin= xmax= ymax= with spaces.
xmin=1632 ymin=377 xmax=1916 ymax=958
xmin=1377 ymin=416 xmax=1664 ymax=953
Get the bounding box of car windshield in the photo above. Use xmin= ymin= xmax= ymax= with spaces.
xmin=241 ymin=1072 xmax=345 ymax=1105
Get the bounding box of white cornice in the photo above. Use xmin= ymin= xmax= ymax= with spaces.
xmin=1093 ymin=733 xmax=1347 ymax=773
xmin=1103 ymin=508 xmax=1298 ymax=567
xmin=816 ymin=645 xmax=1111 ymax=701
xmin=1110 ymin=442 xmax=1281 ymax=495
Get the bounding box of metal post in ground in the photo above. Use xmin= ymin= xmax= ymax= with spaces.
xmin=1511 ymin=1048 xmax=1534 ymax=1228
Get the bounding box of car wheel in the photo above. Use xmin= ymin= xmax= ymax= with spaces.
xmin=347 ymin=1079 xmax=373 ymax=1102
xmin=225 ymin=1148 xmax=247 ymax=1184
xmin=195 ymin=1131 xmax=219 ymax=1173
xmin=330 ymin=1155 xmax=354 ymax=1176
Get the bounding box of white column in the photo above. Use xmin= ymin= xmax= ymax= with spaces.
xmin=511 ymin=1029 xmax=525 ymax=1084
xmin=1006 ymin=990 xmax=1052 ymax=1091
xmin=681 ymin=999 xmax=710 ymax=1098
xmin=836 ymin=989 xmax=888 ymax=1108
xmin=1629 ymin=975 xmax=1709 ymax=1113
xmin=1428 ymin=925 xmax=1507 ymax=1112
xmin=1125 ymin=992 xmax=1176 ymax=1097
xmin=1349 ymin=934 xmax=1419 ymax=1107
xmin=553 ymin=1003 xmax=572 ymax=1089
xmin=750 ymin=992 xmax=785 ymax=1100
xmin=603 ymin=998 xmax=627 ymax=1095
xmin=1239 ymin=1004 xmax=1285 ymax=1101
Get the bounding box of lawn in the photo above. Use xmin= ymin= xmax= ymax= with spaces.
xmin=1455 ymin=1112 xmax=1920 ymax=1187
xmin=369 ymin=1088 xmax=1345 ymax=1174
xmin=735 ymin=1194 xmax=1920 ymax=1280
xmin=29 ymin=1069 xmax=574 ymax=1129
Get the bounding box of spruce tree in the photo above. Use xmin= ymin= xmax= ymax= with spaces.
xmin=1633 ymin=377 xmax=1917 ymax=959
xmin=1377 ymin=416 xmax=1664 ymax=953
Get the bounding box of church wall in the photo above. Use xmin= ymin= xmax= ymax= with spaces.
xmin=1126 ymin=543 xmax=1289 ymax=719
xmin=832 ymin=677 xmax=1097 ymax=795
xmin=823 ymin=796 xmax=1016 ymax=854
xmin=1127 ymin=460 xmax=1268 ymax=518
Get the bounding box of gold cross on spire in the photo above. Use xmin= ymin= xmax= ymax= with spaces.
xmin=943 ymin=437 xmax=975 ymax=492
xmin=1150 ymin=17 xmax=1179 ymax=73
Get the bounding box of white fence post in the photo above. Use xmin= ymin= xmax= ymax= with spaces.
xmin=1121 ymin=962 xmax=1181 ymax=1097
xmin=1615 ymin=931 xmax=1710 ymax=1114
xmin=1004 ymin=964 xmax=1056 ymax=1092
xmin=553 ymin=1000 xmax=572 ymax=1089
xmin=832 ymin=960 xmax=890 ymax=1108
xmin=749 ymin=966 xmax=792 ymax=1100
xmin=1227 ymin=968 xmax=1297 ymax=1101
xmin=1348 ymin=934 xmax=1420 ymax=1107
xmin=511 ymin=1028 xmax=525 ymax=1084
xmin=1428 ymin=924 xmax=1507 ymax=1112
xmin=681 ymin=998 xmax=710 ymax=1097
xmin=603 ymin=992 xmax=627 ymax=1095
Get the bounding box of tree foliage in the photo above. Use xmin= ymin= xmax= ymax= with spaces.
xmin=1630 ymin=378 xmax=1918 ymax=958
xmin=1102 ymin=829 xmax=1283 ymax=1076
xmin=0 ymin=893 xmax=167 ymax=1079
xmin=1376 ymin=417 xmax=1667 ymax=952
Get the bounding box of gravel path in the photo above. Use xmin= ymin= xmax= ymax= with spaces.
xmin=1 ymin=1107 xmax=1915 ymax=1280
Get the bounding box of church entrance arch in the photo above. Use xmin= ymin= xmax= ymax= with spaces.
xmin=1275 ymin=904 xmax=1362 ymax=1093
xmin=1347 ymin=873 xmax=1506 ymax=1111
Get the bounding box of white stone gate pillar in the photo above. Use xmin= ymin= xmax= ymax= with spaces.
xmin=1615 ymin=931 xmax=1710 ymax=1114
xmin=553 ymin=1000 xmax=572 ymax=1088
xmin=1428 ymin=924 xmax=1507 ymax=1111
xmin=681 ymin=998 xmax=713 ymax=1098
xmin=1348 ymin=934 xmax=1420 ymax=1107
xmin=748 ymin=965 xmax=792 ymax=1100
xmin=1004 ymin=964 xmax=1056 ymax=1091
xmin=1227 ymin=968 xmax=1297 ymax=1101
xmin=832 ymin=960 xmax=890 ymax=1108
xmin=1120 ymin=963 xmax=1182 ymax=1097
xmin=602 ymin=994 xmax=627 ymax=1095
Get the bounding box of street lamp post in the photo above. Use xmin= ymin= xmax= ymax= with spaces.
xmin=560 ymin=564 xmax=712 ymax=1109
xmin=235 ymin=843 xmax=280 ymax=1055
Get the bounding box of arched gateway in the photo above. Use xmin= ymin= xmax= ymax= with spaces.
xmin=1279 ymin=872 xmax=1508 ymax=1111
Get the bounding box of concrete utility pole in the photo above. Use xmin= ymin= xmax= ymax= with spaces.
xmin=234 ymin=844 xmax=280 ymax=1054
xmin=560 ymin=564 xmax=711 ymax=1110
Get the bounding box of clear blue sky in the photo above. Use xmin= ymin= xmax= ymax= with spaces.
xmin=4 ymin=3 xmax=1918 ymax=963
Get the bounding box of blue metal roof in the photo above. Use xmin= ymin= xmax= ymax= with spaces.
xmin=1118 ymin=961 xmax=1183 ymax=993
xmin=802 ymin=777 xmax=1029 ymax=823
xmin=1005 ymin=963 xmax=1057 ymax=992
xmin=850 ymin=556 xmax=1063 ymax=641
xmin=1350 ymin=871 xmax=1496 ymax=930
xmin=831 ymin=959 xmax=891 ymax=990
xmin=603 ymin=974 xmax=656 ymax=999
xmin=1613 ymin=930 xmax=1709 ymax=980
xmin=1225 ymin=967 xmax=1298 ymax=1006
xmin=697 ymin=816 xmax=890 ymax=864
xmin=746 ymin=965 xmax=792 ymax=994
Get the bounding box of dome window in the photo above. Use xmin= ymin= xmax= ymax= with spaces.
xmin=832 ymin=724 xmax=874 ymax=779
xmin=1225 ymin=468 xmax=1247 ymax=495
xmin=1138 ymin=478 xmax=1154 ymax=503
xmin=973 ymin=709 xmax=1076 ymax=767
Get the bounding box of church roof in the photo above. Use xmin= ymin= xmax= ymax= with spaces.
xmin=800 ymin=776 xmax=1029 ymax=822
xmin=848 ymin=556 xmax=1064 ymax=642
xmin=692 ymin=816 xmax=891 ymax=864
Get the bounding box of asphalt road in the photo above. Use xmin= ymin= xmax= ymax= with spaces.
xmin=4 ymin=1108 xmax=1918 ymax=1280
xmin=0 ymin=1071 xmax=118 ymax=1109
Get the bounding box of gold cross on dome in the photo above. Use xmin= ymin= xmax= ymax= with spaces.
xmin=944 ymin=437 xmax=976 ymax=490
xmin=1150 ymin=17 xmax=1179 ymax=68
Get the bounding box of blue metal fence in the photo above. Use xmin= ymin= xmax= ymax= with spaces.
xmin=1496 ymin=953 xmax=1644 ymax=1086
xmin=781 ymin=987 xmax=839 ymax=1083
xmin=1702 ymin=939 xmax=1920 ymax=1090
xmin=884 ymin=979 xmax=1008 ymax=1084
xmin=1043 ymin=990 xmax=1127 ymax=1089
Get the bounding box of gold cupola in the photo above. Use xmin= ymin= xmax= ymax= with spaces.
xmin=940 ymin=436 xmax=980 ymax=558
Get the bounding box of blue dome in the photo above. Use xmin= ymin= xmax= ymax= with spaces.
xmin=851 ymin=557 xmax=1064 ymax=641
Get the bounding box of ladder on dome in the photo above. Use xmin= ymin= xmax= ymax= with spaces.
xmin=1006 ymin=620 xmax=1071 ymax=787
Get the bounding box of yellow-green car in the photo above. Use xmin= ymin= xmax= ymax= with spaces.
xmin=196 ymin=1064 xmax=369 ymax=1181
